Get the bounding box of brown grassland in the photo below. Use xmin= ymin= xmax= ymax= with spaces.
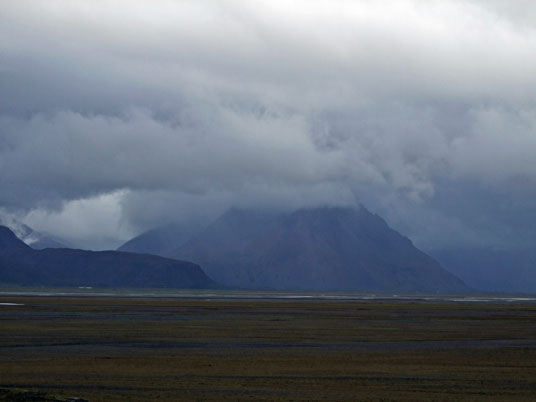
xmin=0 ymin=294 xmax=535 ymax=401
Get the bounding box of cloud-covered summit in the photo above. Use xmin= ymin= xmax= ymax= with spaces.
xmin=1 ymin=0 xmax=536 ymax=249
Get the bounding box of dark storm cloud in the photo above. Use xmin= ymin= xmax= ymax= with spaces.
xmin=1 ymin=0 xmax=536 ymax=248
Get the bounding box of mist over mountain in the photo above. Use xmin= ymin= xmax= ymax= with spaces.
xmin=0 ymin=216 xmax=70 ymax=249
xmin=2 ymin=2 xmax=536 ymax=294
xmin=120 ymin=206 xmax=468 ymax=293
xmin=2 ymin=1 xmax=536 ymax=256
xmin=0 ymin=225 xmax=215 ymax=289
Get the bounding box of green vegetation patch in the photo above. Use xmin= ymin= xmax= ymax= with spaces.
xmin=1 ymin=296 xmax=535 ymax=401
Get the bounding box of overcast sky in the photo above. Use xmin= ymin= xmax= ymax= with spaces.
xmin=1 ymin=0 xmax=536 ymax=250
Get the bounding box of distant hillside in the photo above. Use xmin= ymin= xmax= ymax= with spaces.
xmin=430 ymin=248 xmax=536 ymax=294
xmin=0 ymin=216 xmax=71 ymax=249
xmin=162 ymin=206 xmax=469 ymax=293
xmin=0 ymin=225 xmax=216 ymax=289
xmin=118 ymin=222 xmax=200 ymax=257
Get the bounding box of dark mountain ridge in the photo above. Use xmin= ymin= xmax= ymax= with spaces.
xmin=0 ymin=225 xmax=216 ymax=289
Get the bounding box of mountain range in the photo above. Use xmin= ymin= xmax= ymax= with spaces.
xmin=13 ymin=204 xmax=530 ymax=293
xmin=120 ymin=206 xmax=469 ymax=293
xmin=0 ymin=225 xmax=215 ymax=289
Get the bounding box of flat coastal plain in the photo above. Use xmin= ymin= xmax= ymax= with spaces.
xmin=1 ymin=294 xmax=535 ymax=401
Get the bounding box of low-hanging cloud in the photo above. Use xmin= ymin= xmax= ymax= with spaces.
xmin=1 ymin=0 xmax=536 ymax=249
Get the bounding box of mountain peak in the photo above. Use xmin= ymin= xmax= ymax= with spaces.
xmin=170 ymin=206 xmax=468 ymax=292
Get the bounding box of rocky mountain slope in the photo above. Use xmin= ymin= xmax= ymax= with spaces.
xmin=123 ymin=206 xmax=468 ymax=293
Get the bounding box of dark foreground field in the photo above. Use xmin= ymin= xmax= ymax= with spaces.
xmin=1 ymin=294 xmax=535 ymax=401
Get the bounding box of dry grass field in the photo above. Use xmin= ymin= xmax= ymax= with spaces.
xmin=1 ymin=294 xmax=535 ymax=401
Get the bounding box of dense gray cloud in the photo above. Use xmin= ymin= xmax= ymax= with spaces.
xmin=1 ymin=0 xmax=536 ymax=249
